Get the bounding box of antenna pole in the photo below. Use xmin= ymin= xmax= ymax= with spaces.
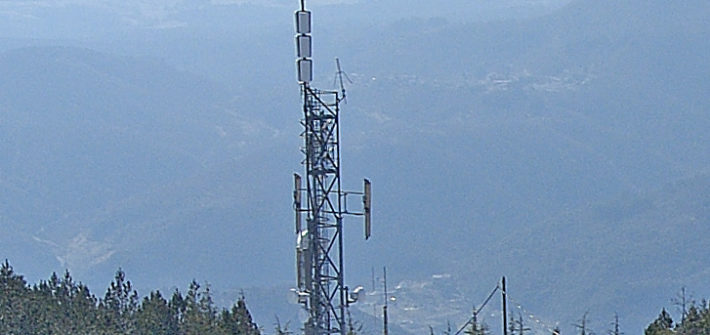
xmin=502 ymin=277 xmax=508 ymax=335
xmin=384 ymin=267 xmax=389 ymax=335
xmin=336 ymin=58 xmax=346 ymax=101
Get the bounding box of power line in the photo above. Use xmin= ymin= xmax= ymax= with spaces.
xmin=454 ymin=284 xmax=501 ymax=335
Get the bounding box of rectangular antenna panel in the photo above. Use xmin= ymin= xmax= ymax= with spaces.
xmin=296 ymin=246 xmax=303 ymax=289
xmin=297 ymin=58 xmax=312 ymax=83
xmin=296 ymin=231 xmax=310 ymax=289
xmin=295 ymin=11 xmax=311 ymax=34
xmin=296 ymin=34 xmax=312 ymax=58
xmin=364 ymin=179 xmax=371 ymax=240
xmin=294 ymin=174 xmax=302 ymax=233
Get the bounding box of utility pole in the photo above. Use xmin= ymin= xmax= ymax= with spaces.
xmin=672 ymin=287 xmax=690 ymax=323
xmin=383 ymin=267 xmax=389 ymax=335
xmin=502 ymin=277 xmax=508 ymax=335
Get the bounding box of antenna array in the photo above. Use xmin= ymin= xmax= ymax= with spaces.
xmin=292 ymin=2 xmax=371 ymax=335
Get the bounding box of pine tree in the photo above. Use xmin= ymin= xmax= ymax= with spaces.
xmin=677 ymin=305 xmax=706 ymax=335
xmin=182 ymin=280 xmax=218 ymax=335
xmin=700 ymin=303 xmax=710 ymax=335
xmin=136 ymin=290 xmax=179 ymax=335
xmin=464 ymin=314 xmax=490 ymax=335
xmin=169 ymin=288 xmax=187 ymax=328
xmin=509 ymin=312 xmax=518 ymax=335
xmin=509 ymin=312 xmax=530 ymax=335
xmin=0 ymin=260 xmax=29 ymax=333
xmin=54 ymin=271 xmax=101 ymax=334
xmin=72 ymin=282 xmax=101 ymax=334
xmin=220 ymin=295 xmax=260 ymax=335
xmin=608 ymin=313 xmax=623 ymax=335
xmin=101 ymin=268 xmax=139 ymax=334
xmin=645 ymin=309 xmax=674 ymax=335
xmin=444 ymin=321 xmax=453 ymax=335
xmin=574 ymin=312 xmax=592 ymax=335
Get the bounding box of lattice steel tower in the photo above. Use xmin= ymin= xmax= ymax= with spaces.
xmin=292 ymin=2 xmax=371 ymax=335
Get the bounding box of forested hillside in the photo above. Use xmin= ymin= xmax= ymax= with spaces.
xmin=2 ymin=259 xmax=710 ymax=335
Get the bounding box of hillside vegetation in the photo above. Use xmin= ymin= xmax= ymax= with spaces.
xmin=0 ymin=261 xmax=260 ymax=335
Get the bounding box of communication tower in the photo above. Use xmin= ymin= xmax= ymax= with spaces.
xmin=292 ymin=2 xmax=372 ymax=335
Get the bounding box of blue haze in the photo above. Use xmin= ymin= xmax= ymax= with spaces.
xmin=0 ymin=1 xmax=708 ymax=334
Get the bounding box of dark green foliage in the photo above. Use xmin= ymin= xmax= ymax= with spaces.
xmin=136 ymin=291 xmax=179 ymax=335
xmin=101 ymin=268 xmax=139 ymax=334
xmin=646 ymin=304 xmax=710 ymax=335
xmin=182 ymin=280 xmax=218 ymax=335
xmin=645 ymin=309 xmax=674 ymax=335
xmin=0 ymin=260 xmax=29 ymax=333
xmin=673 ymin=304 xmax=710 ymax=335
xmin=220 ymin=296 xmax=261 ymax=335
xmin=0 ymin=260 xmax=261 ymax=335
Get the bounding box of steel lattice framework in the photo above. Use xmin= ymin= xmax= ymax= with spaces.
xmin=298 ymin=86 xmax=346 ymax=335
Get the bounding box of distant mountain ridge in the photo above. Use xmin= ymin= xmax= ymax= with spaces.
xmin=0 ymin=45 xmax=282 ymax=287
xmin=0 ymin=1 xmax=708 ymax=334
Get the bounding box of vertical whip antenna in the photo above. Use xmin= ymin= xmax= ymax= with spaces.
xmin=334 ymin=58 xmax=353 ymax=104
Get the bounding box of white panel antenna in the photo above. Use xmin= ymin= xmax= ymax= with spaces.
xmin=294 ymin=173 xmax=302 ymax=233
xmin=295 ymin=10 xmax=311 ymax=34
xmin=364 ymin=179 xmax=372 ymax=240
xmin=297 ymin=35 xmax=312 ymax=58
xmin=297 ymin=59 xmax=313 ymax=83
xmin=295 ymin=9 xmax=313 ymax=83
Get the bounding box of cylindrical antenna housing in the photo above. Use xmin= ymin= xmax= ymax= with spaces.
xmin=297 ymin=59 xmax=313 ymax=83
xmin=296 ymin=34 xmax=312 ymax=58
xmin=294 ymin=9 xmax=313 ymax=83
xmin=295 ymin=10 xmax=311 ymax=34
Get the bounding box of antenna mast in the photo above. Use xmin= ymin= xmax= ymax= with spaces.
xmin=383 ymin=267 xmax=389 ymax=335
xmin=293 ymin=2 xmax=372 ymax=335
xmin=334 ymin=58 xmax=352 ymax=103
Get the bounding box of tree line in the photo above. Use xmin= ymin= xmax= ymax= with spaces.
xmin=2 ymin=258 xmax=709 ymax=335
xmin=0 ymin=260 xmax=261 ymax=335
xmin=646 ymin=304 xmax=710 ymax=335
xmin=450 ymin=291 xmax=710 ymax=335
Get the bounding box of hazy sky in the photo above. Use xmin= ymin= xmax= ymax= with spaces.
xmin=1 ymin=1 xmax=708 ymax=335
